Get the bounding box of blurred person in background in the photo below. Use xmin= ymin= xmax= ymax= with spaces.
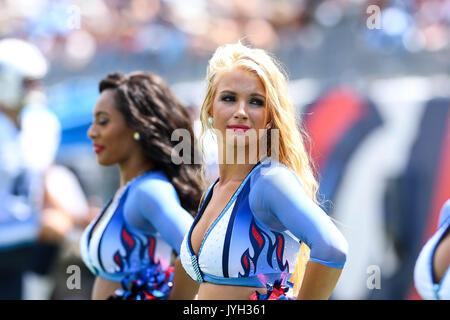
xmin=24 ymin=163 xmax=97 ymax=300
xmin=81 ymin=71 xmax=203 ymax=300
xmin=170 ymin=42 xmax=348 ymax=300
xmin=414 ymin=199 xmax=450 ymax=300
xmin=0 ymin=38 xmax=73 ymax=299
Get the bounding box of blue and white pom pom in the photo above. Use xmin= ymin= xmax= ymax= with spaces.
xmin=250 ymin=279 xmax=294 ymax=300
xmin=108 ymin=263 xmax=174 ymax=300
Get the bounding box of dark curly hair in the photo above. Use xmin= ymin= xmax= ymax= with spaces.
xmin=99 ymin=71 xmax=204 ymax=216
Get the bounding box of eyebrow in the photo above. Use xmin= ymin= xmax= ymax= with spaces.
xmin=94 ymin=111 xmax=110 ymax=117
xmin=219 ymin=90 xmax=266 ymax=100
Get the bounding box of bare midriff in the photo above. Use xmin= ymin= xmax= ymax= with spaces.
xmin=196 ymin=282 xmax=267 ymax=300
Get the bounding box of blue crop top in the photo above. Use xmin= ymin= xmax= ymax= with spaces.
xmin=414 ymin=199 xmax=450 ymax=300
xmin=80 ymin=171 xmax=194 ymax=282
xmin=180 ymin=158 xmax=348 ymax=288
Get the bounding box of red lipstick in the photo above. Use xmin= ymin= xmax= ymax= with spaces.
xmin=93 ymin=144 xmax=105 ymax=154
xmin=227 ymin=125 xmax=250 ymax=132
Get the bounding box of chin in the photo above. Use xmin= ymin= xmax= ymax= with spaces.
xmin=229 ymin=132 xmax=259 ymax=146
xmin=96 ymin=155 xmax=115 ymax=166
xmin=225 ymin=137 xmax=251 ymax=149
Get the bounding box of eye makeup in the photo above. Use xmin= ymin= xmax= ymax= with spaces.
xmin=218 ymin=91 xmax=265 ymax=107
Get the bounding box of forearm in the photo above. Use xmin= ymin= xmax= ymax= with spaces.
xmin=169 ymin=258 xmax=199 ymax=300
xmin=296 ymin=261 xmax=343 ymax=300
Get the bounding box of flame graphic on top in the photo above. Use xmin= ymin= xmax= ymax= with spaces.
xmin=147 ymin=235 xmax=156 ymax=264
xmin=267 ymin=231 xmax=289 ymax=272
xmin=238 ymin=218 xmax=289 ymax=277
xmin=113 ymin=225 xmax=158 ymax=272
xmin=113 ymin=226 xmax=136 ymax=272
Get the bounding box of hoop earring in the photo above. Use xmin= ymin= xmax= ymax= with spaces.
xmin=133 ymin=132 xmax=141 ymax=141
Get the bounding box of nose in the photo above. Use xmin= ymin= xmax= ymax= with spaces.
xmin=87 ymin=123 xmax=97 ymax=140
xmin=233 ymin=99 xmax=248 ymax=120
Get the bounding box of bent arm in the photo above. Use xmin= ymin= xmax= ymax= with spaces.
xmin=296 ymin=261 xmax=343 ymax=300
xmin=134 ymin=178 xmax=194 ymax=255
xmin=253 ymin=165 xmax=348 ymax=298
xmin=258 ymin=166 xmax=348 ymax=268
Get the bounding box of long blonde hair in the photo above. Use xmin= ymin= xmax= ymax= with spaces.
xmin=199 ymin=42 xmax=319 ymax=295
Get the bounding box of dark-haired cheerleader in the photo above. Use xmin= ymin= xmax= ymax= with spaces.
xmin=80 ymin=71 xmax=203 ymax=300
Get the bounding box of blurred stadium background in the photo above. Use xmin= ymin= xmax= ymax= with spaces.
xmin=0 ymin=0 xmax=449 ymax=299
